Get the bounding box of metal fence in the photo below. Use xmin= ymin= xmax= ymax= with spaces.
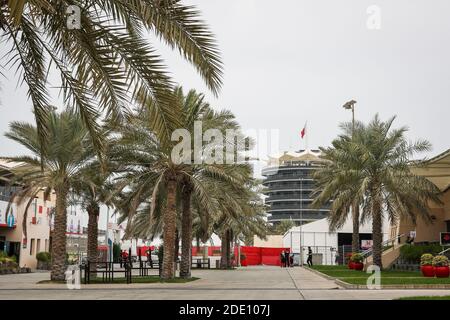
xmin=80 ymin=260 xmax=160 ymax=284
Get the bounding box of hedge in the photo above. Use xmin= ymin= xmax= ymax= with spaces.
xmin=400 ymin=244 xmax=443 ymax=263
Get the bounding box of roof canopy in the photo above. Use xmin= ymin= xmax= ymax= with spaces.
xmin=412 ymin=149 xmax=450 ymax=192
xmin=267 ymin=149 xmax=324 ymax=166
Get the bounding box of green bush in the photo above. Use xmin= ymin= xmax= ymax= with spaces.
xmin=0 ymin=251 xmax=16 ymax=263
xmin=432 ymin=255 xmax=449 ymax=267
xmin=420 ymin=253 xmax=433 ymax=266
xmin=350 ymin=253 xmax=363 ymax=263
xmin=36 ymin=252 xmax=51 ymax=262
xmin=400 ymin=244 xmax=442 ymax=263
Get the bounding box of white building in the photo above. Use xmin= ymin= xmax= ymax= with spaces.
xmin=283 ymin=217 xmax=390 ymax=265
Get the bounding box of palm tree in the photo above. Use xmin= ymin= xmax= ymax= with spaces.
xmin=201 ymin=179 xmax=268 ymax=269
xmin=314 ymin=115 xmax=442 ymax=269
xmin=312 ymin=122 xmax=365 ymax=253
xmin=72 ymin=160 xmax=116 ymax=268
xmin=1 ymin=0 xmax=222 ymax=153
xmin=110 ymin=87 xmax=259 ymax=278
xmin=3 ymin=109 xmax=95 ymax=280
xmin=273 ymin=220 xmax=295 ymax=235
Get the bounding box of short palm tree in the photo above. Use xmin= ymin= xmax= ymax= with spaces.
xmin=274 ymin=220 xmax=295 ymax=236
xmin=1 ymin=0 xmax=222 ymax=153
xmin=3 ymin=109 xmax=94 ymax=280
xmin=314 ymin=115 xmax=442 ymax=269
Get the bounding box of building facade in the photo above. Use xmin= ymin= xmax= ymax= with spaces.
xmin=393 ymin=149 xmax=450 ymax=243
xmin=262 ymin=149 xmax=331 ymax=225
xmin=0 ymin=161 xmax=54 ymax=269
xmin=0 ymin=161 xmax=110 ymax=268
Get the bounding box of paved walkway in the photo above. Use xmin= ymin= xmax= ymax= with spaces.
xmin=0 ymin=266 xmax=449 ymax=300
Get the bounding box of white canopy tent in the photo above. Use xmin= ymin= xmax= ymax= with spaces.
xmin=283 ymin=217 xmax=390 ymax=265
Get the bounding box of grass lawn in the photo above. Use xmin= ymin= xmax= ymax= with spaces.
xmin=38 ymin=276 xmax=199 ymax=285
xmin=310 ymin=265 xmax=450 ymax=285
xmin=396 ymin=296 xmax=450 ymax=300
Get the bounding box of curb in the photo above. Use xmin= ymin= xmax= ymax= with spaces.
xmin=335 ymin=279 xmax=450 ymax=290
xmin=303 ymin=267 xmax=336 ymax=281
xmin=305 ymin=267 xmax=450 ymax=290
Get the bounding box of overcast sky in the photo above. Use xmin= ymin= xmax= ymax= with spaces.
xmin=1 ymin=0 xmax=450 ymax=165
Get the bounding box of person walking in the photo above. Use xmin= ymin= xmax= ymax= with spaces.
xmin=280 ymin=251 xmax=285 ymax=268
xmin=284 ymin=250 xmax=290 ymax=268
xmin=307 ymin=247 xmax=313 ymax=267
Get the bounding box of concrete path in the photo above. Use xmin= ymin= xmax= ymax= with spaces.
xmin=0 ymin=266 xmax=449 ymax=300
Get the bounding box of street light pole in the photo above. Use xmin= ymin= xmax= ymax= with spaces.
xmin=343 ymin=99 xmax=358 ymax=256
xmin=342 ymin=99 xmax=357 ymax=136
xmin=106 ymin=206 xmax=110 ymax=262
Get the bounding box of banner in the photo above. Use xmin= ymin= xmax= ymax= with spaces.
xmin=0 ymin=201 xmax=17 ymax=228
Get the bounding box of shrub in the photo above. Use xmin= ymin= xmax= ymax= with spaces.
xmin=420 ymin=253 xmax=434 ymax=266
xmin=350 ymin=253 xmax=363 ymax=263
xmin=432 ymin=255 xmax=449 ymax=267
xmin=36 ymin=252 xmax=51 ymax=262
xmin=0 ymin=252 xmax=17 ymax=263
xmin=400 ymin=244 xmax=442 ymax=263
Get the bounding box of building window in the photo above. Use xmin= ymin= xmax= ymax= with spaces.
xmin=36 ymin=239 xmax=41 ymax=253
xmin=30 ymin=239 xmax=35 ymax=256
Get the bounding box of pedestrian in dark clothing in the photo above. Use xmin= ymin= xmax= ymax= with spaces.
xmin=280 ymin=251 xmax=285 ymax=268
xmin=289 ymin=254 xmax=294 ymax=267
xmin=284 ymin=250 xmax=290 ymax=268
xmin=307 ymin=247 xmax=313 ymax=267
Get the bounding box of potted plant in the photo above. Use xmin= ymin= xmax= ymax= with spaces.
xmin=350 ymin=253 xmax=364 ymax=271
xmin=432 ymin=255 xmax=449 ymax=278
xmin=420 ymin=253 xmax=435 ymax=277
xmin=347 ymin=253 xmax=355 ymax=269
xmin=240 ymin=254 xmax=247 ymax=267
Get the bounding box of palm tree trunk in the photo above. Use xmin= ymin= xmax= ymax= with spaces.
xmin=180 ymin=189 xmax=192 ymax=278
xmin=352 ymin=203 xmax=360 ymax=253
xmin=372 ymin=190 xmax=383 ymax=269
xmin=161 ymin=178 xmax=177 ymax=279
xmin=51 ymin=185 xmax=68 ymax=281
xmin=228 ymin=229 xmax=234 ymax=268
xmin=87 ymin=203 xmax=99 ymax=271
xmin=220 ymin=231 xmax=227 ymax=269
xmin=174 ymin=228 xmax=179 ymax=273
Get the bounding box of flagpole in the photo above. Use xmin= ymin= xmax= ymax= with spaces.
xmin=305 ymin=125 xmax=308 ymax=151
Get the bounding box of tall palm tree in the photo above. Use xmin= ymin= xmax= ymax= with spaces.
xmin=314 ymin=115 xmax=442 ymax=269
xmin=312 ymin=122 xmax=365 ymax=253
xmin=1 ymin=0 xmax=222 ymax=154
xmin=110 ymin=87 xmax=256 ymax=278
xmin=3 ymin=109 xmax=95 ymax=280
xmin=72 ymin=160 xmax=116 ymax=268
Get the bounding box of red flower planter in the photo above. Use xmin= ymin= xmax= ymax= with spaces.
xmin=353 ymin=262 xmax=364 ymax=271
xmin=421 ymin=265 xmax=435 ymax=277
xmin=434 ymin=266 xmax=450 ymax=278
xmin=348 ymin=262 xmax=355 ymax=270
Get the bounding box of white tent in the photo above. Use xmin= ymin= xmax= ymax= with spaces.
xmin=283 ymin=217 xmax=390 ymax=265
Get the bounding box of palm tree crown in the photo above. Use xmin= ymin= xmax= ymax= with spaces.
xmin=1 ymin=0 xmax=222 ymax=153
